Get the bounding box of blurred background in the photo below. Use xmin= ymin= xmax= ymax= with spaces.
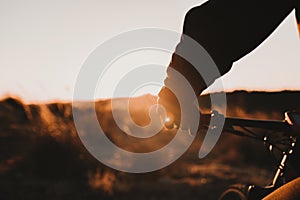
xmin=1 ymin=92 xmax=300 ymax=199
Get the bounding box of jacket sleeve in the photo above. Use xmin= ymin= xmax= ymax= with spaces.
xmin=163 ymin=0 xmax=295 ymax=96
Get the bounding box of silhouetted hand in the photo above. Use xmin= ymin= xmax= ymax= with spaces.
xmin=157 ymin=86 xmax=181 ymax=130
xmin=158 ymin=85 xmax=207 ymax=131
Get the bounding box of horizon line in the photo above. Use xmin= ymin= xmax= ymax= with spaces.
xmin=1 ymin=88 xmax=300 ymax=105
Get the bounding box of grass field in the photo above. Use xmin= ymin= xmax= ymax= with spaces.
xmin=0 ymin=91 xmax=299 ymax=200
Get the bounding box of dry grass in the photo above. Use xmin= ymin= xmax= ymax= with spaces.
xmin=0 ymin=91 xmax=299 ymax=199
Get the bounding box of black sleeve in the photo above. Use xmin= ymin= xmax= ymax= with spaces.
xmin=163 ymin=0 xmax=295 ymax=96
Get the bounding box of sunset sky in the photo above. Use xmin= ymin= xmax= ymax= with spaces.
xmin=0 ymin=0 xmax=299 ymax=103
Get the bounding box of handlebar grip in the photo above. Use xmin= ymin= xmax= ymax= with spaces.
xmin=200 ymin=111 xmax=291 ymax=133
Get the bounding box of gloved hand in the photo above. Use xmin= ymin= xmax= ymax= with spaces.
xmin=157 ymin=59 xmax=208 ymax=130
xmin=157 ymin=42 xmax=211 ymax=130
xmin=157 ymin=86 xmax=181 ymax=129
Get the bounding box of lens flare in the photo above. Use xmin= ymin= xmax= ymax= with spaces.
xmin=163 ymin=112 xmax=178 ymax=130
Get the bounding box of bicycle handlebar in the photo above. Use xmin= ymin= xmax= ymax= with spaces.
xmin=200 ymin=111 xmax=292 ymax=134
xmin=224 ymin=117 xmax=290 ymax=131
